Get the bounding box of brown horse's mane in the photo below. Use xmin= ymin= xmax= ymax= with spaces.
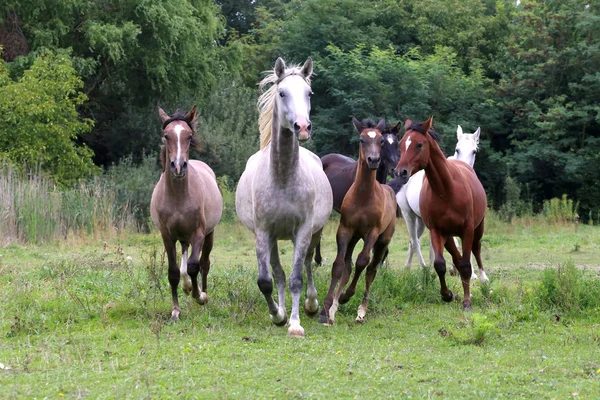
xmin=408 ymin=122 xmax=442 ymax=143
xmin=159 ymin=112 xmax=202 ymax=172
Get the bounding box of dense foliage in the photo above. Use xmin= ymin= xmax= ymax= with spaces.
xmin=1 ymin=0 xmax=599 ymax=219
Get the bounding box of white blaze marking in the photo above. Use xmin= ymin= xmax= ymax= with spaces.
xmin=367 ymin=131 xmax=376 ymax=139
xmin=405 ymin=136 xmax=412 ymax=152
xmin=174 ymin=124 xmax=185 ymax=161
xmin=387 ymin=137 xmax=394 ymax=145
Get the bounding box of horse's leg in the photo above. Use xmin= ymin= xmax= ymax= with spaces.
xmin=449 ymin=237 xmax=475 ymax=279
xmin=430 ymin=230 xmax=454 ymax=303
xmin=180 ymin=242 xmax=192 ymax=296
xmin=319 ymin=226 xmax=353 ymax=325
xmin=459 ymin=227 xmax=475 ymax=310
xmin=197 ymin=230 xmax=215 ymax=304
xmin=187 ymin=230 xmax=206 ymax=305
xmin=415 ymin=216 xmax=427 ymax=267
xmin=314 ymin=236 xmax=323 ymax=266
xmin=255 ymin=230 xmax=285 ymax=325
xmin=339 ymin=230 xmax=379 ymax=304
xmin=444 ymin=238 xmax=462 ymax=280
xmin=472 ymin=219 xmax=488 ymax=283
xmin=401 ymin=209 xmax=417 ymax=268
xmin=269 ymin=241 xmax=288 ymax=325
xmin=303 ymin=230 xmax=322 ymax=317
xmin=161 ymin=234 xmax=181 ymax=321
xmin=288 ymin=225 xmax=314 ymax=337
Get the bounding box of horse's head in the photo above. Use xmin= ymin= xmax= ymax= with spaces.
xmin=394 ymin=116 xmax=440 ymax=184
xmin=452 ymin=125 xmax=480 ymax=168
xmin=274 ymin=57 xmax=313 ymax=142
xmin=158 ymin=106 xmax=199 ymax=179
xmin=381 ymin=121 xmax=401 ymax=176
xmin=353 ymin=117 xmax=387 ymax=170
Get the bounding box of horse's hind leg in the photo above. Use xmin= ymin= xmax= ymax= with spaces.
xmin=187 ymin=231 xmax=207 ymax=305
xmin=255 ymin=230 xmax=285 ymax=326
xmin=303 ymin=230 xmax=322 ymax=317
xmin=356 ymin=237 xmax=390 ymax=323
xmin=161 ymin=235 xmax=181 ymax=321
xmin=288 ymin=225 xmax=315 ymax=337
xmin=340 ymin=230 xmax=379 ymax=304
xmin=414 ymin=216 xmax=428 ymax=267
xmin=314 ymin=237 xmax=323 ymax=266
xmin=430 ymin=230 xmax=454 ymax=303
xmin=472 ymin=219 xmax=488 ymax=283
xmin=198 ymin=230 xmax=215 ymax=304
xmin=269 ymin=241 xmax=288 ymax=325
xmin=180 ymin=242 xmax=192 ymax=296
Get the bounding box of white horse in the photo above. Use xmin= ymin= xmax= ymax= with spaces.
xmin=235 ymin=57 xmax=333 ymax=337
xmin=396 ymin=125 xmax=488 ymax=282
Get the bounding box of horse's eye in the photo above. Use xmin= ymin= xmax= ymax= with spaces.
xmin=279 ymin=91 xmax=285 ymax=98
xmin=456 ymin=149 xmax=460 ymax=154
xmin=360 ymin=137 xmax=366 ymax=143
xmin=472 ymin=151 xmax=476 ymax=155
xmin=417 ymin=143 xmax=424 ymax=150
xmin=163 ymin=134 xmax=168 ymax=140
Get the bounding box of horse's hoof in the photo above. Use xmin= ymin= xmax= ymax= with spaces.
xmin=288 ymin=324 xmax=305 ymax=338
xmin=462 ymin=300 xmax=472 ymax=311
xmin=271 ymin=309 xmax=288 ymax=327
xmin=442 ymin=290 xmax=454 ymax=303
xmin=169 ymin=308 xmax=180 ymax=322
xmin=199 ymin=292 xmax=209 ymax=305
xmin=479 ymin=271 xmax=489 ymax=284
xmin=304 ymin=298 xmax=319 ymax=317
xmin=182 ymin=279 xmax=192 ymax=296
xmin=355 ymin=315 xmax=365 ymax=324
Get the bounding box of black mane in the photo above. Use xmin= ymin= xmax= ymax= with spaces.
xmin=361 ymin=118 xmax=378 ymax=129
xmin=162 ymin=112 xmax=197 ymax=132
xmin=408 ymin=122 xmax=442 ymax=143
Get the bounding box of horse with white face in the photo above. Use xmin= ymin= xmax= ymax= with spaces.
xmin=396 ymin=125 xmax=488 ymax=282
xmin=235 ymin=57 xmax=333 ymax=337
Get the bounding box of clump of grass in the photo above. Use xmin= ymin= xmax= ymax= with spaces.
xmin=449 ymin=313 xmax=500 ymax=346
xmin=542 ymin=194 xmax=578 ymax=224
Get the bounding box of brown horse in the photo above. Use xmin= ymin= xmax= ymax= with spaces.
xmin=394 ymin=117 xmax=486 ymax=310
xmin=319 ymin=118 xmax=398 ymax=325
xmin=314 ymin=122 xmax=401 ymax=265
xmin=151 ymin=106 xmax=223 ymax=321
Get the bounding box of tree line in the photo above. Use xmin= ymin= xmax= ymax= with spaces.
xmin=0 ymin=0 xmax=598 ymax=221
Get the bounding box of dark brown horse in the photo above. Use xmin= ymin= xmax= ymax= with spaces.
xmin=151 ymin=106 xmax=223 ymax=321
xmin=394 ymin=117 xmax=487 ymax=310
xmin=319 ymin=118 xmax=399 ymax=325
xmin=314 ymin=121 xmax=401 ymax=265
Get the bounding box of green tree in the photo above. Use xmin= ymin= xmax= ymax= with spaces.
xmin=0 ymin=51 xmax=98 ymax=186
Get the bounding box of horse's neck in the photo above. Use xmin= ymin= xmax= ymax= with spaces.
xmin=270 ymin=105 xmax=299 ymax=185
xmin=375 ymin=164 xmax=387 ymax=184
xmin=354 ymin=151 xmax=377 ymax=194
xmin=164 ymin=172 xmax=190 ymax=199
xmin=424 ymin=140 xmax=454 ymax=199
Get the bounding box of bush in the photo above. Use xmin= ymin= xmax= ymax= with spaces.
xmin=542 ymin=194 xmax=578 ymax=224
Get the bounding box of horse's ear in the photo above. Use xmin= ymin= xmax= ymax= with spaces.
xmin=158 ymin=107 xmax=169 ymax=123
xmin=352 ymin=117 xmax=363 ymax=133
xmin=376 ymin=118 xmax=386 ymax=133
xmin=423 ymin=116 xmax=433 ymax=132
xmin=392 ymin=121 xmax=403 ymax=136
xmin=300 ymin=57 xmax=313 ymax=79
xmin=275 ymin=57 xmax=286 ymax=78
xmin=456 ymin=125 xmax=463 ymax=139
xmin=473 ymin=127 xmax=481 ymax=144
xmin=404 ymin=118 xmax=412 ymax=131
xmin=185 ymin=105 xmax=198 ymax=122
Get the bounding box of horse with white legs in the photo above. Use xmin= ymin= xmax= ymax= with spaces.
xmin=396 ymin=125 xmax=488 ymax=283
xmin=151 ymin=106 xmax=223 ymax=321
xmin=235 ymin=57 xmax=333 ymax=337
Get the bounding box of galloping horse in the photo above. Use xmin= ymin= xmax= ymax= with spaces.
xmin=151 ymin=106 xmax=223 ymax=321
xmin=314 ymin=122 xmax=400 ymax=265
xmin=235 ymin=57 xmax=333 ymax=337
xmin=397 ymin=125 xmax=488 ymax=282
xmin=395 ymin=117 xmax=487 ymax=310
xmin=320 ymin=118 xmax=398 ymax=325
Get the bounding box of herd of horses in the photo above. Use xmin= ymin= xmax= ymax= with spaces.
xmin=150 ymin=57 xmax=488 ymax=337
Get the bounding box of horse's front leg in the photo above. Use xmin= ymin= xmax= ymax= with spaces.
xmin=179 ymin=242 xmax=192 ymax=296
xmin=269 ymin=241 xmax=288 ymax=326
xmin=288 ymin=225 xmax=315 ymax=337
xmin=255 ymin=230 xmax=285 ymax=325
xmin=460 ymin=228 xmax=476 ymax=310
xmin=472 ymin=219 xmax=488 ymax=283
xmin=430 ymin=230 xmax=454 ymax=303
xmin=160 ymin=234 xmax=181 ymax=321
xmin=303 ymin=229 xmax=322 ymax=317
xmin=187 ymin=230 xmax=207 ymax=305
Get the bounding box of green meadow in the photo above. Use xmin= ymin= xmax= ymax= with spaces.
xmin=1 ymin=213 xmax=599 ymax=399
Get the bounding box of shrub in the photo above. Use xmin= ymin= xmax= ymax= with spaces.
xmin=542 ymin=194 xmax=578 ymax=224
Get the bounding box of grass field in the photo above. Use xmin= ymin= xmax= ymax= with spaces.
xmin=1 ymin=213 xmax=599 ymax=399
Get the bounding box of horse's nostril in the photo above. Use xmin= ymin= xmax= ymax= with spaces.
xmin=182 ymin=161 xmax=187 ymax=169
xmin=307 ymin=122 xmax=312 ymax=132
xmin=293 ymin=122 xmax=300 ymax=132
xmin=170 ymin=161 xmax=175 ymax=168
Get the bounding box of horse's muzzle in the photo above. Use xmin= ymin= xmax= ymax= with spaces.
xmin=367 ymin=156 xmax=380 ymax=170
xmin=171 ymin=160 xmax=188 ymax=178
xmin=294 ymin=121 xmax=312 ymax=142
xmin=394 ymin=167 xmax=410 ymax=184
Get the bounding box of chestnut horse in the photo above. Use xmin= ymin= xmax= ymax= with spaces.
xmin=319 ymin=118 xmax=399 ymax=325
xmin=314 ymin=122 xmax=400 ymax=265
xmin=394 ymin=117 xmax=486 ymax=310
xmin=151 ymin=106 xmax=223 ymax=320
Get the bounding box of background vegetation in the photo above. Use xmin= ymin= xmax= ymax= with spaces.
xmin=1 ymin=0 xmax=599 ymax=231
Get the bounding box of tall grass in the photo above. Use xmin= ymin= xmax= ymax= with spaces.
xmin=0 ymin=163 xmax=137 ymax=244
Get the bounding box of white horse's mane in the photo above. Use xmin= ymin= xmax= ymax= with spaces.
xmin=257 ymin=63 xmax=312 ymax=150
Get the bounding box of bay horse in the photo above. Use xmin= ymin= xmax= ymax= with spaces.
xmin=235 ymin=57 xmax=333 ymax=337
xmin=397 ymin=125 xmax=488 ymax=282
xmin=314 ymin=122 xmax=400 ymax=265
xmin=151 ymin=106 xmax=223 ymax=321
xmin=319 ymin=117 xmax=399 ymax=325
xmin=394 ymin=117 xmax=487 ymax=310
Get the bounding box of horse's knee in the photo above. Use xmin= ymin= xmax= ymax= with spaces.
xmin=458 ymin=260 xmax=472 ymax=279
xmin=187 ymin=261 xmax=200 ymax=277
xmin=433 ymin=259 xmax=446 ymax=275
xmin=289 ymin=273 xmax=303 ymax=293
xmin=257 ymin=276 xmax=273 ymax=296
xmin=356 ymin=253 xmax=370 ymax=269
